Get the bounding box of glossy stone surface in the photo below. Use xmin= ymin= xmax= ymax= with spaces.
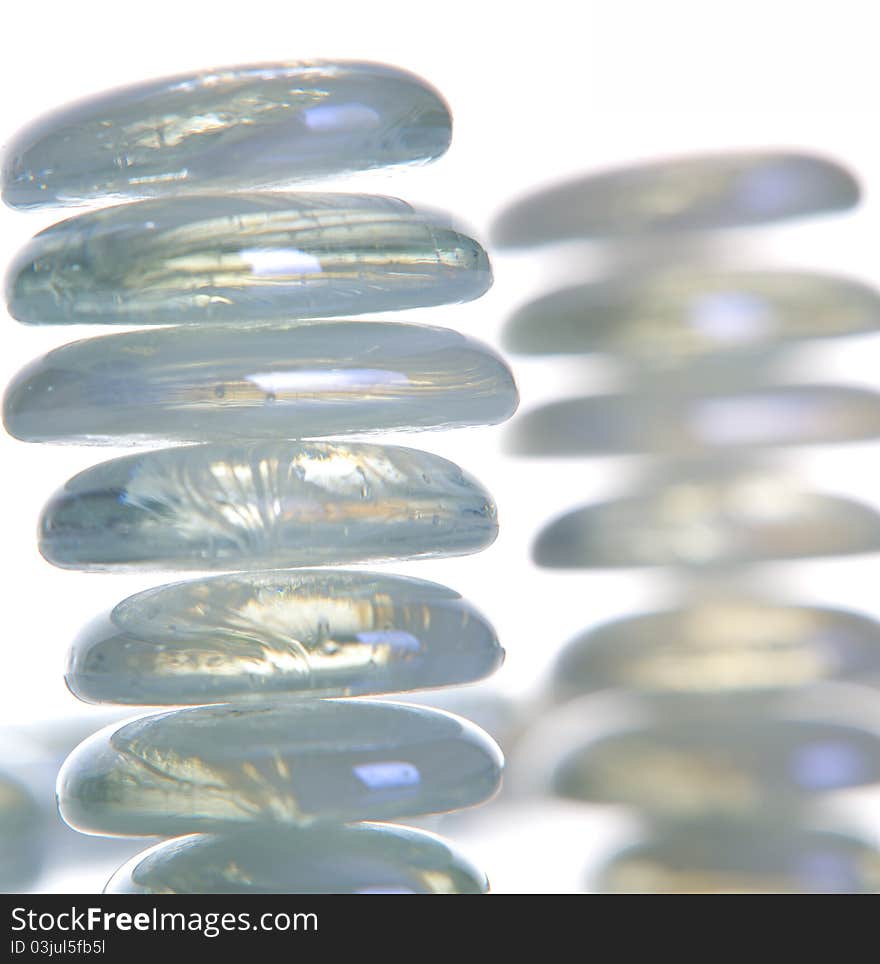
xmin=4 ymin=322 xmax=518 ymax=445
xmin=492 ymin=151 xmax=860 ymax=246
xmin=509 ymin=385 xmax=880 ymax=456
xmin=39 ymin=441 xmax=498 ymax=572
xmin=105 ymin=823 xmax=488 ymax=894
xmin=503 ymin=270 xmax=880 ymax=365
xmin=67 ymin=570 xmax=503 ymax=705
xmin=595 ymin=821 xmax=880 ymax=894
xmin=553 ymin=598 xmax=880 ymax=698
xmin=553 ymin=716 xmax=880 ymax=816
xmin=6 ymin=193 xmax=492 ymax=325
xmin=57 ymin=701 xmax=504 ymax=836
xmin=3 ymin=61 xmax=451 ymax=209
xmin=534 ymin=465 xmax=880 ymax=569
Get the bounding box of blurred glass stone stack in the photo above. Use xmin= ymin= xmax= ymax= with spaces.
xmin=2 ymin=61 xmax=517 ymax=894
xmin=494 ymin=151 xmax=880 ymax=893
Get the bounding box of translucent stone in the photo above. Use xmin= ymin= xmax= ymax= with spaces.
xmin=66 ymin=570 xmax=503 ymax=705
xmin=2 ymin=61 xmax=451 ymax=209
xmin=533 ymin=465 xmax=880 ymax=569
xmin=553 ymin=716 xmax=880 ymax=816
xmin=4 ymin=322 xmax=518 ymax=445
xmin=503 ymin=270 xmax=880 ymax=365
xmin=40 ymin=441 xmax=497 ymax=572
xmin=595 ymin=820 xmax=880 ymax=894
xmin=509 ymin=385 xmax=880 ymax=456
xmin=105 ymin=823 xmax=488 ymax=894
xmin=57 ymin=701 xmax=504 ymax=836
xmin=553 ymin=598 xmax=880 ymax=698
xmin=6 ymin=193 xmax=492 ymax=325
xmin=407 ymin=688 xmax=523 ymax=757
xmin=492 ymin=151 xmax=860 ymax=246
xmin=0 ymin=771 xmax=45 ymax=890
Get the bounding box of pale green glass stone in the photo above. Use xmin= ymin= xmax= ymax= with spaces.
xmin=66 ymin=570 xmax=503 ymax=705
xmin=0 ymin=771 xmax=45 ymax=890
xmin=6 ymin=193 xmax=492 ymax=325
xmin=503 ymin=270 xmax=880 ymax=366
xmin=553 ymin=599 xmax=880 ymax=698
xmin=39 ymin=441 xmax=498 ymax=572
xmin=2 ymin=61 xmax=451 ymax=209
xmin=595 ymin=821 xmax=880 ymax=894
xmin=3 ymin=321 xmax=518 ymax=445
xmin=492 ymin=151 xmax=860 ymax=246
xmin=105 ymin=824 xmax=488 ymax=894
xmin=57 ymin=701 xmax=504 ymax=836
xmin=553 ymin=716 xmax=880 ymax=817
xmin=534 ymin=465 xmax=880 ymax=570
xmin=509 ymin=385 xmax=880 ymax=456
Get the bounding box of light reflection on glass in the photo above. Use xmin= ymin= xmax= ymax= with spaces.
xmin=353 ymin=761 xmax=421 ymax=790
xmin=246 ymin=369 xmax=411 ymax=395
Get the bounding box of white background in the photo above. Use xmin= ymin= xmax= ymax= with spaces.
xmin=2 ymin=0 xmax=880 ymax=893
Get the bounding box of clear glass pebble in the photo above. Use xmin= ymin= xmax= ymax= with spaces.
xmin=553 ymin=598 xmax=880 ymax=698
xmin=509 ymin=385 xmax=880 ymax=456
xmin=105 ymin=823 xmax=488 ymax=894
xmin=0 ymin=771 xmax=45 ymax=890
xmin=503 ymin=270 xmax=880 ymax=366
xmin=492 ymin=151 xmax=860 ymax=246
xmin=66 ymin=570 xmax=503 ymax=705
xmin=2 ymin=61 xmax=451 ymax=209
xmin=39 ymin=440 xmax=498 ymax=572
xmin=533 ymin=465 xmax=880 ymax=569
xmin=57 ymin=701 xmax=504 ymax=836
xmin=553 ymin=716 xmax=880 ymax=816
xmin=595 ymin=820 xmax=880 ymax=894
xmin=6 ymin=193 xmax=492 ymax=325
xmin=4 ymin=321 xmax=518 ymax=445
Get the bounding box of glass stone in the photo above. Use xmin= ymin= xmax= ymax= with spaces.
xmin=595 ymin=820 xmax=880 ymax=894
xmin=0 ymin=771 xmax=45 ymax=890
xmin=39 ymin=440 xmax=498 ymax=572
xmin=503 ymin=270 xmax=880 ymax=365
xmin=57 ymin=701 xmax=504 ymax=836
xmin=2 ymin=61 xmax=451 ymax=209
xmin=553 ymin=598 xmax=880 ymax=698
xmin=3 ymin=321 xmax=518 ymax=445
xmin=553 ymin=716 xmax=880 ymax=816
xmin=492 ymin=151 xmax=860 ymax=246
xmin=6 ymin=193 xmax=492 ymax=325
xmin=66 ymin=570 xmax=503 ymax=705
xmin=104 ymin=823 xmax=488 ymax=894
xmin=508 ymin=385 xmax=880 ymax=456
xmin=533 ymin=464 xmax=880 ymax=570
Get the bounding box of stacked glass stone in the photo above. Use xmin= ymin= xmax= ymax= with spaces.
xmin=494 ymin=152 xmax=880 ymax=893
xmin=3 ymin=61 xmax=515 ymax=894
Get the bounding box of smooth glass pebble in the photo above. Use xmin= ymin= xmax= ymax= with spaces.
xmin=105 ymin=823 xmax=488 ymax=894
xmin=4 ymin=321 xmax=518 ymax=445
xmin=57 ymin=701 xmax=504 ymax=836
xmin=2 ymin=61 xmax=451 ymax=209
xmin=509 ymin=385 xmax=880 ymax=456
xmin=67 ymin=570 xmax=503 ymax=705
xmin=595 ymin=820 xmax=880 ymax=894
xmin=533 ymin=466 xmax=880 ymax=569
xmin=0 ymin=771 xmax=45 ymax=890
xmin=492 ymin=151 xmax=860 ymax=246
xmin=39 ymin=441 xmax=497 ymax=572
xmin=406 ymin=689 xmax=522 ymax=756
xmin=554 ymin=598 xmax=880 ymax=698
xmin=6 ymin=193 xmax=492 ymax=325
xmin=503 ymin=270 xmax=880 ymax=365
xmin=553 ymin=716 xmax=880 ymax=816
